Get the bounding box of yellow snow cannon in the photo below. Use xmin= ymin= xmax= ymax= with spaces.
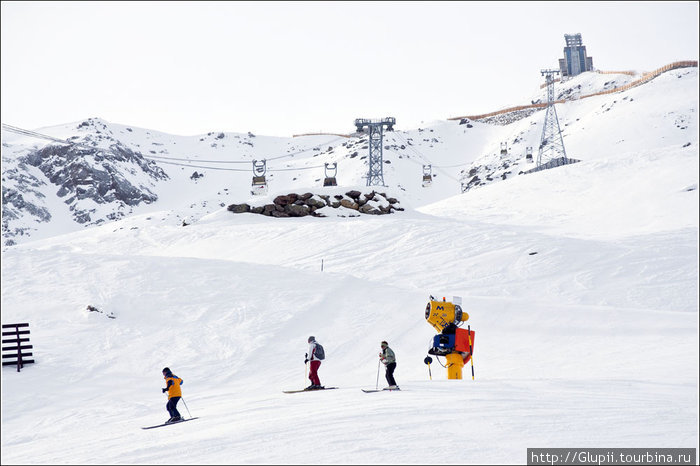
xmin=425 ymin=296 xmax=475 ymax=380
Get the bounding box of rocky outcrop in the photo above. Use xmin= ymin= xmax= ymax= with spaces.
xmin=24 ymin=143 xmax=168 ymax=225
xmin=227 ymin=190 xmax=403 ymax=218
xmin=2 ymin=127 xmax=170 ymax=246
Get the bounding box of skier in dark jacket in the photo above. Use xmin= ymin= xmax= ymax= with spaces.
xmin=379 ymin=341 xmax=399 ymax=389
xmin=162 ymin=367 xmax=184 ymax=423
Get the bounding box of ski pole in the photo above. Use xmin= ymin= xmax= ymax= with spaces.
xmin=181 ymin=397 xmax=192 ymax=419
xmin=375 ymin=358 xmax=381 ymax=390
xmin=424 ymin=356 xmax=433 ymax=380
xmin=467 ymin=325 xmax=475 ymax=380
xmin=305 ymin=361 xmax=308 ymax=387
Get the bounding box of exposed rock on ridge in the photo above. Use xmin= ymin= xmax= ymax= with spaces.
xmin=2 ymin=138 xmax=168 ymax=245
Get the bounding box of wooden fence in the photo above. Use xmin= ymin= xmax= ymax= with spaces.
xmin=2 ymin=323 xmax=35 ymax=372
xmin=449 ymin=60 xmax=698 ymax=121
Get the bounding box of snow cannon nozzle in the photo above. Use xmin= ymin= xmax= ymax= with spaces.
xmin=425 ymin=298 xmax=469 ymax=333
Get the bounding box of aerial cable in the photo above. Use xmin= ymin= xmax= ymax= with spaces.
xmin=150 ymin=159 xmax=251 ymax=172
xmin=392 ymin=131 xmax=434 ymax=166
xmin=385 ymin=147 xmax=424 ymax=165
xmin=432 ymin=162 xmax=470 ymax=169
xmin=432 ymin=166 xmax=461 ymax=183
xmin=142 ymin=136 xmax=345 ymax=164
xmin=268 ymin=165 xmax=324 ymax=172
xmin=2 ymin=124 xmax=139 ymax=158
xmin=390 ymin=130 xmax=469 ymax=168
xmin=385 ymin=138 xmax=462 ymax=184
xmin=3 ymin=124 xmax=82 ymax=146
xmin=265 ymin=135 xmax=348 ymax=161
xmin=144 ymin=154 xmax=252 ymax=164
xmin=2 ymin=123 xmax=348 ymax=167
xmin=144 ymin=158 xmax=325 ymax=173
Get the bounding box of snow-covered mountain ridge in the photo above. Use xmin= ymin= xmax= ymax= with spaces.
xmin=2 ymin=66 xmax=697 ymax=247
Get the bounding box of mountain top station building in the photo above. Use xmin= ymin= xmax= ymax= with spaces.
xmin=558 ymin=33 xmax=594 ymax=78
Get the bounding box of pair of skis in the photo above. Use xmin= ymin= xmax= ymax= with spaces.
xmin=142 ymin=417 xmax=199 ymax=430
xmin=283 ymin=387 xmax=339 ymax=394
xmin=282 ymin=387 xmax=399 ymax=394
xmin=361 ymin=387 xmax=400 ymax=393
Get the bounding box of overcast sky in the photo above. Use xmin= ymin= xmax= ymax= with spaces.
xmin=1 ymin=1 xmax=698 ymax=137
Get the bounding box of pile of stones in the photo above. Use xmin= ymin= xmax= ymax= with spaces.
xmin=227 ymin=190 xmax=403 ymax=218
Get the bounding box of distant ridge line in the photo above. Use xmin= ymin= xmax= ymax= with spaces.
xmin=448 ymin=60 xmax=698 ymax=122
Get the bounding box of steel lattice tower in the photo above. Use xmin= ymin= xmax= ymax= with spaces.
xmin=354 ymin=117 xmax=395 ymax=186
xmin=537 ymin=69 xmax=568 ymax=167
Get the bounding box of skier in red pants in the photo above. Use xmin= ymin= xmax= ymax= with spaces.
xmin=304 ymin=336 xmax=324 ymax=390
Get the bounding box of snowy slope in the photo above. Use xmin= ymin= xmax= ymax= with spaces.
xmin=1 ymin=67 xmax=698 ymax=464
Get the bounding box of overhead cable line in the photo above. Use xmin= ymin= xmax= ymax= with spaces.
xmin=391 ymin=131 xmax=470 ymax=169
xmin=433 ymin=162 xmax=470 ymax=168
xmin=269 ymin=165 xmax=325 ymax=172
xmin=432 ymin=167 xmax=462 ymax=183
xmin=265 ymin=135 xmax=348 ymax=161
xmin=152 ymin=159 xmax=251 ymax=172
xmin=147 ymin=156 xmax=325 ymax=172
xmin=387 ymin=133 xmax=462 ymax=184
xmin=2 ymin=123 xmax=337 ymax=174
xmin=385 ymin=148 xmax=424 ymax=166
xmin=3 ymin=123 xmax=349 ymax=168
xmin=142 ymin=134 xmax=347 ymax=164
xmin=2 ymin=123 xmax=98 ymax=152
xmin=144 ymin=154 xmax=252 ymax=164
xmin=106 ymin=157 xmax=326 ymax=173
xmin=391 ymin=131 xmax=434 ymax=166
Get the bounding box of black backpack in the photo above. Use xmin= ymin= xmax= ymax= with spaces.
xmin=315 ymin=343 xmax=325 ymax=360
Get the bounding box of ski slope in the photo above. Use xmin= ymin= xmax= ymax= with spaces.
xmin=1 ymin=68 xmax=698 ymax=464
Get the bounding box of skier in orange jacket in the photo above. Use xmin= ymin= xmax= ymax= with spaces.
xmin=162 ymin=367 xmax=184 ymax=423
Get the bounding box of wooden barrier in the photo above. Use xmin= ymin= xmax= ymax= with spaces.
xmin=2 ymin=323 xmax=35 ymax=372
xmin=450 ymin=103 xmax=548 ymax=122
xmin=596 ymin=70 xmax=638 ymax=76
